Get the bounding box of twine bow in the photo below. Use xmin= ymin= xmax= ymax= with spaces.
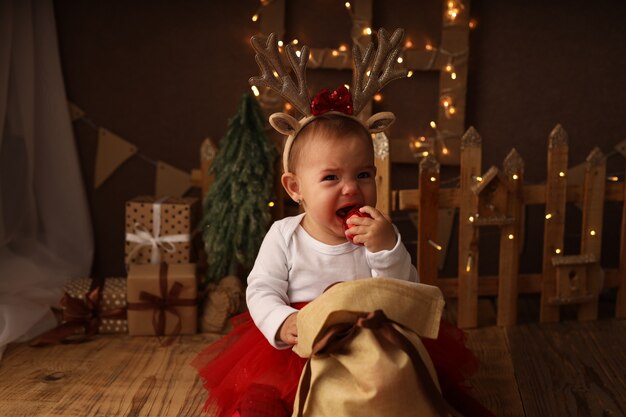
xmin=125 ymin=199 xmax=190 ymax=264
xmin=126 ymin=263 xmax=196 ymax=338
xmin=30 ymin=286 xmax=127 ymax=347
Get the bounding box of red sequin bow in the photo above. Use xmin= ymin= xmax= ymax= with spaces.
xmin=311 ymin=85 xmax=354 ymax=116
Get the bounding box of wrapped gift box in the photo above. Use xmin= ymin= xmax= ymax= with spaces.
xmin=63 ymin=277 xmax=128 ymax=334
xmin=127 ymin=263 xmax=198 ymax=336
xmin=125 ymin=196 xmax=199 ymax=267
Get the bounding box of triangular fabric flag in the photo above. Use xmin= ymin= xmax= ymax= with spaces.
xmin=94 ymin=128 xmax=137 ymax=188
xmin=614 ymin=139 xmax=626 ymax=158
xmin=68 ymin=101 xmax=85 ymax=122
xmin=155 ymin=161 xmax=191 ymax=198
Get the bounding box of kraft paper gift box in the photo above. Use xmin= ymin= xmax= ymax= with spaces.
xmin=125 ymin=196 xmax=199 ymax=267
xmin=63 ymin=277 xmax=128 ymax=334
xmin=127 ymin=262 xmax=198 ymax=336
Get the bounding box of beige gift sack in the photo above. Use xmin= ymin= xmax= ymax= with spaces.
xmin=292 ymin=278 xmax=462 ymax=417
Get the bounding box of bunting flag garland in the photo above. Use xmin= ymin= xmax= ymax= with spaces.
xmin=94 ymin=128 xmax=137 ymax=188
xmin=68 ymin=101 xmax=85 ymax=122
xmin=69 ymin=101 xmax=193 ymax=194
xmin=614 ymin=139 xmax=626 ymax=158
xmin=155 ymin=161 xmax=192 ymax=198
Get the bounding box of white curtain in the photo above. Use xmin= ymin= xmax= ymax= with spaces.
xmin=0 ymin=0 xmax=93 ymax=359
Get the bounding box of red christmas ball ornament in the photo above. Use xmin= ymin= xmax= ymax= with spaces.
xmin=343 ymin=207 xmax=372 ymax=244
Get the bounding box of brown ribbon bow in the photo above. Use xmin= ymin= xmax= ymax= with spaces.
xmin=126 ymin=262 xmax=196 ymax=338
xmin=30 ymin=285 xmax=126 ymax=347
xmin=296 ymin=310 xmax=461 ymax=417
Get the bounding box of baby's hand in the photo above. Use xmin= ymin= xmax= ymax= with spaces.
xmin=345 ymin=206 xmax=396 ymax=252
xmin=278 ymin=312 xmax=298 ymax=345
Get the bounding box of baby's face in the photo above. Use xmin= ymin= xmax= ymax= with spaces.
xmin=295 ymin=133 xmax=377 ymax=245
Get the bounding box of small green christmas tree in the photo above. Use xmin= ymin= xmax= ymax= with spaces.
xmin=201 ymin=94 xmax=277 ymax=284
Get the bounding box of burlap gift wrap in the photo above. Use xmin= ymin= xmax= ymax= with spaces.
xmin=125 ymin=196 xmax=199 ymax=267
xmin=292 ymin=278 xmax=456 ymax=417
xmin=64 ymin=277 xmax=128 ymax=334
xmin=127 ymin=263 xmax=198 ymax=336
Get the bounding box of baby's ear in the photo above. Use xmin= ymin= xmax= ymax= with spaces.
xmin=270 ymin=113 xmax=300 ymax=136
xmin=365 ymin=112 xmax=396 ymax=133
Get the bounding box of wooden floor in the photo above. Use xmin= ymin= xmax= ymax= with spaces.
xmin=1 ymin=315 xmax=624 ymax=416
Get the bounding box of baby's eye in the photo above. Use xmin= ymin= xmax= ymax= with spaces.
xmin=357 ymin=171 xmax=372 ymax=179
xmin=322 ymin=174 xmax=338 ymax=181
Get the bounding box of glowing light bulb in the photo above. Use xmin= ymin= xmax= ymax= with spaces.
xmin=345 ymin=2 xmax=351 ymax=9
xmin=445 ymin=64 xmax=453 ymax=72
xmin=428 ymin=240 xmax=443 ymax=251
xmin=295 ymin=50 xmax=301 ymax=57
xmin=430 ymin=176 xmax=437 ymax=182
xmin=448 ymin=106 xmax=456 ymax=114
xmin=338 ymin=44 xmax=348 ymax=52
xmin=559 ymin=171 xmax=565 ymax=177
xmin=252 ymin=14 xmax=259 ymax=22
xmin=425 ymin=43 xmax=433 ymax=51
xmin=363 ymin=27 xmax=372 ymax=36
xmin=277 ymin=40 xmax=284 ymax=47
xmin=469 ymin=19 xmax=478 ymax=29
xmin=590 ymin=230 xmax=597 ymax=236
xmin=422 ymin=151 xmax=429 ymax=157
xmin=475 ymin=176 xmax=483 ymax=182
xmin=407 ymin=70 xmax=414 ymax=77
xmin=284 ymin=103 xmax=292 ymax=111
xmin=430 ymin=121 xmax=437 ymax=129
xmin=469 ymin=216 xmax=474 ymax=223
xmin=555 ymin=248 xmax=561 ymax=254
xmin=268 ymin=201 xmax=275 ymax=207
xmin=405 ymin=40 xmax=413 ymax=48
xmin=545 ymin=213 xmax=552 ymax=219
xmin=451 ymin=72 xmax=457 ymax=80
xmin=512 ymin=174 xmax=519 ymax=180
xmin=397 ymin=56 xmax=403 ymax=64
xmin=442 ymin=147 xmax=450 ymax=155
xmin=292 ymin=39 xmax=299 ymax=45
xmin=251 ymin=86 xmax=260 ymax=97
xmin=419 ymin=136 xmax=426 ymax=142
xmin=272 ymin=70 xmax=279 ymax=78
xmin=608 ymin=176 xmax=619 ymax=181
xmin=373 ymin=93 xmax=383 ymax=102
xmin=508 ymin=234 xmax=514 ymax=240
xmin=344 ymin=84 xmax=350 ymax=90
xmin=332 ymin=50 xmax=339 ymax=57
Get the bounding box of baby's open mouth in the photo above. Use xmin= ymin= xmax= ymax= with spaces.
xmin=336 ymin=205 xmax=357 ymax=219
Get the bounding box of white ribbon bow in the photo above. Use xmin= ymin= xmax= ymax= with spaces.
xmin=125 ymin=199 xmax=190 ymax=264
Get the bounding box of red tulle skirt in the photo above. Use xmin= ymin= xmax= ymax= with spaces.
xmin=192 ymin=303 xmax=495 ymax=417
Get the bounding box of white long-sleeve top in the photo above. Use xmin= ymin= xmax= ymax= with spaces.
xmin=246 ymin=213 xmax=418 ymax=348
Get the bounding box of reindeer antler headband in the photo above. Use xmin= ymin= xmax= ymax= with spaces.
xmin=249 ymin=28 xmax=407 ymax=173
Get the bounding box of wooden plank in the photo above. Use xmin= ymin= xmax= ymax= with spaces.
xmin=578 ymin=148 xmax=606 ymax=321
xmin=464 ymin=327 xmax=525 ymax=417
xmin=436 ymin=269 xmax=621 ymax=299
xmin=0 ymin=334 xmax=222 ymax=417
xmin=506 ymin=321 xmax=626 ymax=417
xmin=617 ymin=162 xmax=626 ymax=318
xmin=498 ymin=150 xmax=524 ymax=326
xmin=398 ymin=181 xmax=624 ymax=211
xmin=540 ymin=125 xmax=569 ymax=323
xmin=375 ymin=145 xmax=391 ymax=216
xmin=457 ymin=127 xmax=481 ymax=328
xmin=418 ymin=156 xmax=440 ymax=285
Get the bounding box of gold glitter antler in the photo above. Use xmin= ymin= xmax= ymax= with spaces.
xmin=351 ymin=28 xmax=406 ymax=115
xmin=249 ymin=33 xmax=312 ymax=117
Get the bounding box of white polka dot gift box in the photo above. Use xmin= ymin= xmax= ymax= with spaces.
xmin=63 ymin=277 xmax=128 ymax=334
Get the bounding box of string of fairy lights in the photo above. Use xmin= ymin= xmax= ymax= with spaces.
xmin=247 ymin=1 xmax=622 ymax=272
xmin=249 ymin=0 xmax=475 ymax=162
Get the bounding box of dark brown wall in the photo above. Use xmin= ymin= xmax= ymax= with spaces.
xmin=53 ymin=1 xmax=626 ymax=278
